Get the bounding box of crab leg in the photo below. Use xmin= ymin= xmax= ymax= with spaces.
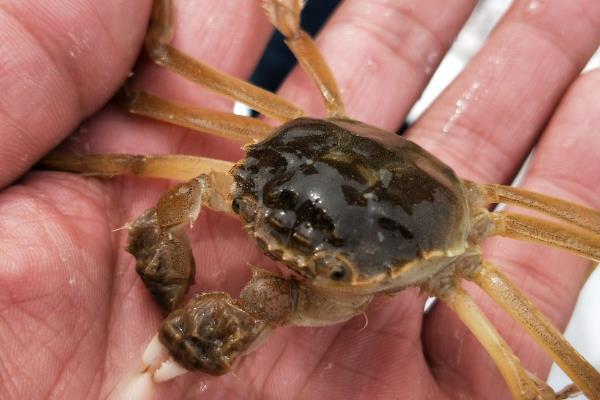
xmin=40 ymin=153 xmax=234 ymax=212
xmin=144 ymin=0 xmax=305 ymax=122
xmin=467 ymin=181 xmax=600 ymax=235
xmin=118 ymin=88 xmax=273 ymax=143
xmin=488 ymin=211 xmax=600 ymax=262
xmin=470 ymin=261 xmax=600 ymax=399
xmin=435 ymin=285 xmax=556 ymax=399
xmin=263 ymin=0 xmax=347 ymax=118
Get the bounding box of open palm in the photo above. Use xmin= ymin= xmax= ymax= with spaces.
xmin=1 ymin=1 xmax=599 ymax=399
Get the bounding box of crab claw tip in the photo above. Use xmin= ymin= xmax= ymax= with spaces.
xmin=140 ymin=333 xmax=190 ymax=383
xmin=153 ymin=358 xmax=189 ymax=382
xmin=142 ymin=334 xmax=168 ymax=367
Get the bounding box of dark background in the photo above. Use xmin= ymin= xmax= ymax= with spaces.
xmin=250 ymin=0 xmax=341 ymax=92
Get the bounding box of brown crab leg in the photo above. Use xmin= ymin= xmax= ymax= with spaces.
xmin=470 ymin=261 xmax=600 ymax=399
xmin=118 ymin=88 xmax=273 ymax=143
xmin=40 ymin=153 xmax=234 ymax=212
xmin=488 ymin=211 xmax=600 ymax=262
xmin=144 ymin=0 xmax=305 ymax=122
xmin=467 ymin=181 xmax=600 ymax=235
xmin=435 ymin=285 xmax=555 ymax=399
xmin=40 ymin=153 xmax=232 ymax=181
xmin=263 ymin=0 xmax=347 ymax=118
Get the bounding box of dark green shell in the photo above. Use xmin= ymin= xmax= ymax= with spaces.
xmin=231 ymin=118 xmax=468 ymax=282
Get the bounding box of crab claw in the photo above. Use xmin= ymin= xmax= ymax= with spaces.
xmin=141 ymin=333 xmax=190 ymax=383
xmin=108 ymin=335 xmax=191 ymax=400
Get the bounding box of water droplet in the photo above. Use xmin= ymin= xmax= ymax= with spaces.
xmin=442 ymin=81 xmax=481 ymax=134
xmin=427 ymin=50 xmax=439 ymax=65
xmin=378 ymin=168 xmax=392 ymax=187
xmin=319 ymin=361 xmax=334 ymax=377
xmin=527 ymin=0 xmax=542 ymax=12
xmin=487 ymin=56 xmax=502 ymax=66
xmin=365 ymin=58 xmax=379 ymax=72
xmin=424 ymin=50 xmax=439 ymax=75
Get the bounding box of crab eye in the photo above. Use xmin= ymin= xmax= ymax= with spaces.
xmin=313 ymin=254 xmax=354 ymax=284
xmin=231 ymin=198 xmax=241 ymax=213
xmin=330 ymin=265 xmax=349 ymax=281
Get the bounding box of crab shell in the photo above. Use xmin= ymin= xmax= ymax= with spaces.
xmin=230 ymin=118 xmax=471 ymax=294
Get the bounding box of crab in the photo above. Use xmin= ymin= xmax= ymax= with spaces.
xmin=38 ymin=0 xmax=600 ymax=399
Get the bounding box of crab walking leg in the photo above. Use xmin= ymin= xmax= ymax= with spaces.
xmin=143 ymin=268 xmax=372 ymax=380
xmin=41 ymin=153 xmax=234 ymax=212
xmin=40 ymin=153 xmax=232 ymax=180
xmin=471 ymin=262 xmax=600 ymax=399
xmin=118 ymin=88 xmax=273 ymax=143
xmin=488 ymin=212 xmax=600 ymax=262
xmin=436 ymin=286 xmax=555 ymax=399
xmin=467 ymin=181 xmax=600 ymax=235
xmin=263 ymin=0 xmax=347 ymax=118
xmin=145 ymin=0 xmax=305 ymax=122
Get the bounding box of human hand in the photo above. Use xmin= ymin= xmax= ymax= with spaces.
xmin=1 ymin=1 xmax=599 ymax=399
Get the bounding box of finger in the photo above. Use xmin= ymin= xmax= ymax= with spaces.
xmin=486 ymin=68 xmax=600 ymax=365
xmin=68 ymin=0 xmax=274 ymax=163
xmin=408 ymin=0 xmax=600 ymax=183
xmin=0 ymin=0 xmax=152 ymax=188
xmin=417 ymin=0 xmax=600 ymax=395
xmin=424 ymin=69 xmax=600 ymax=398
xmin=276 ymin=0 xmax=478 ymax=129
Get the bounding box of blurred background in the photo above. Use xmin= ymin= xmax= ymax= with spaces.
xmin=242 ymin=0 xmax=600 ymax=395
